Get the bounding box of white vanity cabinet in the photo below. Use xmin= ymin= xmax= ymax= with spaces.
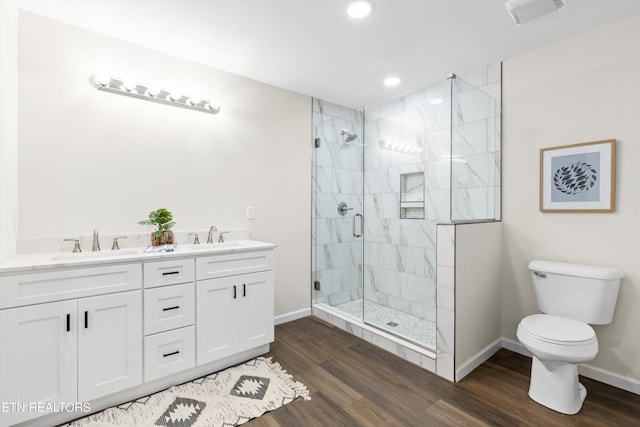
xmin=0 ymin=264 xmax=142 ymax=427
xmin=196 ymin=250 xmax=275 ymax=365
xmin=143 ymin=258 xmax=196 ymax=382
xmin=0 ymin=241 xmax=275 ymax=427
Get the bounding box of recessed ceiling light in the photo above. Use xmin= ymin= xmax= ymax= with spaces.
xmin=347 ymin=1 xmax=373 ymax=19
xmin=383 ymin=76 xmax=401 ymax=87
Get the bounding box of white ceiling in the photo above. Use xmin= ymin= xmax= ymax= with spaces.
xmin=16 ymin=0 xmax=640 ymax=108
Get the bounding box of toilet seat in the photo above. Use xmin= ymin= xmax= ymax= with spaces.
xmin=517 ymin=314 xmax=598 ymax=365
xmin=520 ymin=314 xmax=596 ymax=346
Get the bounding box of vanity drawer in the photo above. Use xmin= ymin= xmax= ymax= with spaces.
xmin=143 ymin=258 xmax=195 ymax=288
xmin=144 ymin=282 xmax=194 ymax=335
xmin=196 ymin=249 xmax=274 ymax=280
xmin=144 ymin=326 xmax=195 ymax=382
xmin=0 ymin=264 xmax=142 ymax=309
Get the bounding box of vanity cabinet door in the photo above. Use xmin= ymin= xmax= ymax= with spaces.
xmin=0 ymin=300 xmax=77 ymax=426
xmin=196 ymin=276 xmax=238 ymax=364
xmin=77 ymin=290 xmax=142 ymax=402
xmin=196 ymin=271 xmax=274 ymax=365
xmin=236 ymin=271 xmax=274 ymax=352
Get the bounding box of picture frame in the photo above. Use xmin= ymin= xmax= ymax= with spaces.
xmin=540 ymin=139 xmax=616 ymax=213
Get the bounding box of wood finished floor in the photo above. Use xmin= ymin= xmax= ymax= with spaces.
xmin=249 ymin=316 xmax=640 ymax=427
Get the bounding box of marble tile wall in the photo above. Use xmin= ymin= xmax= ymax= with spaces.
xmin=312 ymin=99 xmax=364 ymax=306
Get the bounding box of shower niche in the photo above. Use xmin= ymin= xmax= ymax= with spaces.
xmin=400 ymin=172 xmax=425 ymax=219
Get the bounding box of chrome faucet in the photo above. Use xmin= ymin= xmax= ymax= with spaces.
xmin=188 ymin=232 xmax=200 ymax=244
xmin=92 ymin=229 xmax=101 ymax=251
xmin=207 ymin=225 xmax=217 ymax=244
xmin=218 ymin=231 xmax=229 ymax=243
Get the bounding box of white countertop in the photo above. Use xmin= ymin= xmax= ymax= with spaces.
xmin=0 ymin=240 xmax=276 ymax=274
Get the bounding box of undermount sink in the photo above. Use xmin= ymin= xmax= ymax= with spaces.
xmin=51 ymin=248 xmax=141 ymax=261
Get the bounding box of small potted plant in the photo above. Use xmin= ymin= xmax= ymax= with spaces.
xmin=138 ymin=208 xmax=176 ymax=246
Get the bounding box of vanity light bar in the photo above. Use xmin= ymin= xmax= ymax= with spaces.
xmin=89 ymin=74 xmax=220 ymax=115
xmin=379 ymin=139 xmax=423 ymax=155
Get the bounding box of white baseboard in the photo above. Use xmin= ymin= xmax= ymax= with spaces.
xmin=456 ymin=338 xmax=502 ymax=381
xmin=500 ymin=338 xmax=640 ymax=395
xmin=274 ymin=307 xmax=311 ymax=325
xmin=579 ymin=362 xmax=640 ymax=395
xmin=501 ymin=337 xmax=532 ymax=357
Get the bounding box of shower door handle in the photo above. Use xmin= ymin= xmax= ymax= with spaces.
xmin=352 ymin=213 xmax=363 ymax=238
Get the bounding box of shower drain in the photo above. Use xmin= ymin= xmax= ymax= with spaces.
xmin=386 ymin=321 xmax=399 ymax=327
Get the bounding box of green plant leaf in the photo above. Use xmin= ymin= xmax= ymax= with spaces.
xmin=139 ymin=208 xmax=174 ymax=231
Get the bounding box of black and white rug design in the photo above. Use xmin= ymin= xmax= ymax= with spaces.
xmin=63 ymin=358 xmax=309 ymax=427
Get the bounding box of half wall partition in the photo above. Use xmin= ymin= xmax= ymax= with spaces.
xmin=312 ymin=73 xmax=500 ymax=360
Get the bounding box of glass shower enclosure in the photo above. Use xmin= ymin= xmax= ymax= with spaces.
xmin=312 ymin=75 xmax=500 ymax=351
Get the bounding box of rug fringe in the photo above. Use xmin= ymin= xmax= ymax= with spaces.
xmin=259 ymin=357 xmax=311 ymax=401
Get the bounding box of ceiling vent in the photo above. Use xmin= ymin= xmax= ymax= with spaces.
xmin=505 ymin=0 xmax=567 ymax=25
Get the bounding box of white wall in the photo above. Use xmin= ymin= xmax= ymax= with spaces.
xmin=455 ymin=222 xmax=502 ymax=375
xmin=502 ymin=13 xmax=640 ymax=383
xmin=0 ymin=0 xmax=18 ymax=263
xmin=17 ymin=12 xmax=312 ymax=317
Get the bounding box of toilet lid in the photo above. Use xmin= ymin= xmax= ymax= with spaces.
xmin=520 ymin=314 xmax=596 ymax=345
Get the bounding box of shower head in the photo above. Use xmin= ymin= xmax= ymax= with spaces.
xmin=340 ymin=129 xmax=358 ymax=143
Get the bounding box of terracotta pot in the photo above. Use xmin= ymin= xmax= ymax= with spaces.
xmin=163 ymin=230 xmax=175 ymax=244
xmin=151 ymin=230 xmax=175 ymax=246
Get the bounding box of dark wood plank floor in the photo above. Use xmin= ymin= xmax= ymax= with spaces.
xmin=249 ymin=316 xmax=640 ymax=426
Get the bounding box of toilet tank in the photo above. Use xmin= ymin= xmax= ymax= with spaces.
xmin=528 ymin=260 xmax=623 ymax=325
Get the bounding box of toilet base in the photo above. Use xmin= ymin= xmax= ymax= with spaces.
xmin=528 ymin=356 xmax=587 ymax=415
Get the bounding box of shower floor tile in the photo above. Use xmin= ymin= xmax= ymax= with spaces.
xmin=334 ymin=299 xmax=436 ymax=350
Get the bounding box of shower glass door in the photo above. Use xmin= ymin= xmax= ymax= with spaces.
xmin=361 ymin=80 xmax=452 ymax=351
xmin=311 ymin=100 xmax=364 ymax=318
xmin=312 ymin=74 xmax=500 ymax=353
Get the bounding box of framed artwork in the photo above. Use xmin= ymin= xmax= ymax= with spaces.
xmin=540 ymin=139 xmax=616 ymax=213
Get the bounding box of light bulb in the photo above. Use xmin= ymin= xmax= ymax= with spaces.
xmin=95 ymin=74 xmax=110 ymax=87
xmin=189 ymin=97 xmax=202 ymax=106
xmin=124 ymin=81 xmax=137 ymax=92
xmin=147 ymin=86 xmax=160 ymax=97
xmin=206 ymin=102 xmax=220 ymax=113
xmin=169 ymin=92 xmax=182 ymax=102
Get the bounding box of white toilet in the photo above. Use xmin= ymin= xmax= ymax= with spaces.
xmin=517 ymin=260 xmax=623 ymax=415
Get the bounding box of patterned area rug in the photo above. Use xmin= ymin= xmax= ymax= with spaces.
xmin=63 ymin=358 xmax=310 ymax=427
